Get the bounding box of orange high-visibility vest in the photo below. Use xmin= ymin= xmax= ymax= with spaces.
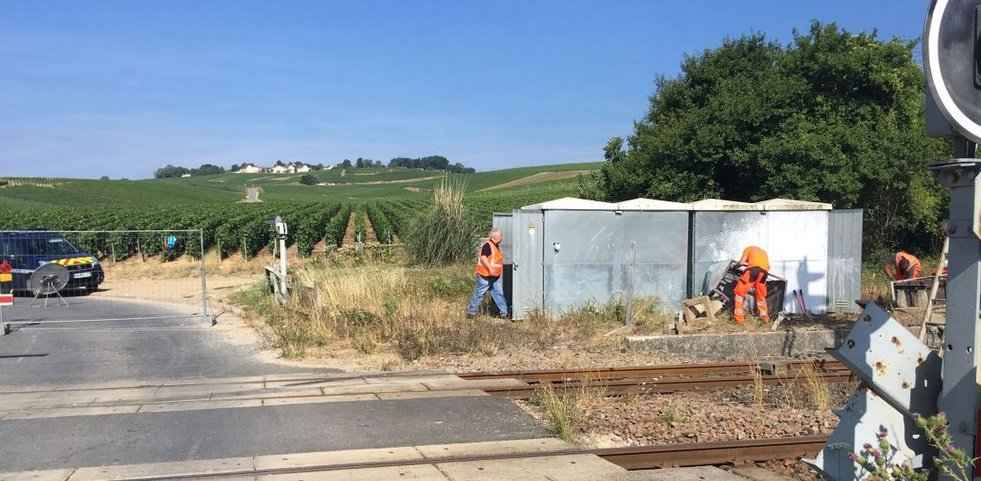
xmin=895 ymin=251 xmax=921 ymax=280
xmin=475 ymin=240 xmax=503 ymax=277
xmin=739 ymin=246 xmax=770 ymax=272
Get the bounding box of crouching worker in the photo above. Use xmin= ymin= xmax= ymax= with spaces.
xmin=883 ymin=251 xmax=921 ymax=281
xmin=466 ymin=228 xmax=509 ymax=319
xmin=734 ymin=245 xmax=770 ymax=324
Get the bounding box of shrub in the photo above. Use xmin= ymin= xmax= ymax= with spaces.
xmin=299 ymin=174 xmax=318 ymax=185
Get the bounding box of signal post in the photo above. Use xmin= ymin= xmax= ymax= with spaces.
xmin=924 ymin=1 xmax=981 ymax=479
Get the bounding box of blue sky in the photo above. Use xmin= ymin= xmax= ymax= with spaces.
xmin=1 ymin=1 xmax=929 ymax=179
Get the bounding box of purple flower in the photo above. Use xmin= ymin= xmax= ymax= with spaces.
xmin=863 ymin=443 xmax=873 ymax=450
xmin=946 ymin=443 xmax=957 ymax=454
xmin=872 ymin=450 xmax=883 ymax=460
xmin=847 ymin=452 xmax=856 ymax=461
xmin=877 ymin=431 xmax=888 ymax=439
xmin=912 ymin=413 xmax=922 ymax=420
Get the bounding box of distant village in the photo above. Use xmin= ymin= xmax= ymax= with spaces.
xmin=154 ymin=156 xmax=474 ymax=179
xmin=234 ymin=161 xmax=318 ymax=174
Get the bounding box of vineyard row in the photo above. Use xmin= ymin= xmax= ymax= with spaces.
xmin=0 ymin=190 xmax=566 ymax=260
xmin=0 ymin=201 xmax=426 ymax=259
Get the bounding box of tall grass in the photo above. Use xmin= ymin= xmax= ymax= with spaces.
xmin=801 ymin=361 xmax=831 ymax=410
xmin=405 ymin=176 xmax=479 ymax=266
xmin=233 ymin=258 xmax=633 ymax=361
xmin=530 ymin=381 xmax=607 ymax=442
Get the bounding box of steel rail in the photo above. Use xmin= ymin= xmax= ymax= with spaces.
xmin=457 ymin=359 xmax=847 ymax=383
xmin=104 ymin=435 xmax=831 ymax=481
xmin=482 ymin=371 xmax=855 ymax=399
xmin=595 ymin=434 xmax=829 ymax=469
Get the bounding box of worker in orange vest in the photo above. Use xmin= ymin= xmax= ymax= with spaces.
xmin=733 ymin=246 xmax=770 ymax=324
xmin=466 ymin=228 xmax=509 ymax=319
xmin=883 ymin=251 xmax=922 ymax=281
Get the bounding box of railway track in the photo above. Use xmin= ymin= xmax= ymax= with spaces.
xmin=112 ymin=435 xmax=831 ymax=480
xmin=458 ymin=359 xmax=853 ymax=399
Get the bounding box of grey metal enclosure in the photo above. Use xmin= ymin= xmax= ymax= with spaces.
xmin=507 ymin=197 xmax=690 ymax=320
xmin=503 ymin=196 xmax=863 ymax=320
xmin=509 ymin=209 xmax=545 ymax=319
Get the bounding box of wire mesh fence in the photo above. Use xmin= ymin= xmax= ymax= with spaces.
xmin=0 ymin=229 xmax=210 ymax=327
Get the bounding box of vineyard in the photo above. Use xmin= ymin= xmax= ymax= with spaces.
xmin=0 ymin=189 xmax=573 ymax=261
xmin=0 ymin=163 xmax=593 ymax=261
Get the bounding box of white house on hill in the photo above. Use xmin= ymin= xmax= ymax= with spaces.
xmin=237 ymin=163 xmax=265 ymax=174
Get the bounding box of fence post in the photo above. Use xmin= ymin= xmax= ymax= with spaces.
xmin=242 ymin=238 xmax=248 ymax=261
xmin=199 ymin=229 xmax=211 ymax=325
xmin=314 ymin=280 xmax=323 ymax=309
xmin=217 ymin=238 xmax=222 ymax=263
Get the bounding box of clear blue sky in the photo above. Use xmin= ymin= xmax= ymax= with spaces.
xmin=0 ymin=1 xmax=929 ymax=179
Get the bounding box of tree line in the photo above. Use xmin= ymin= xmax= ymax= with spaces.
xmin=578 ymin=21 xmax=952 ymax=261
xmin=388 ymin=156 xmax=475 ymax=173
xmin=154 ymin=164 xmax=225 ymax=178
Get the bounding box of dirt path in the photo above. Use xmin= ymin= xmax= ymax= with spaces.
xmin=244 ymin=187 xmax=261 ymax=202
xmin=363 ymin=212 xmax=379 ymax=244
xmin=476 ymin=171 xmax=592 ymax=192
xmin=341 ymin=211 xmax=358 ymax=246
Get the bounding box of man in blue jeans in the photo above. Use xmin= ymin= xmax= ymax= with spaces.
xmin=466 ymin=228 xmax=508 ymax=319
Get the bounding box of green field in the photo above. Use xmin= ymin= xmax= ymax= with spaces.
xmin=0 ymin=163 xmax=600 ymax=258
xmin=0 ymin=163 xmax=599 ymax=206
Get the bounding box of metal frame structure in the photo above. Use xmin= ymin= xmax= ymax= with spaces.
xmin=0 ymin=229 xmax=211 ymax=333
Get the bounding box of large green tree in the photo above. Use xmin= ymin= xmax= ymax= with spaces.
xmin=585 ymin=22 xmax=951 ymax=257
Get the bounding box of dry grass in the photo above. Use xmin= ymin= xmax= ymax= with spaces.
xmin=751 ymin=366 xmax=765 ymax=406
xmin=103 ymin=250 xmax=272 ymax=281
xmin=530 ymin=380 xmax=608 ymax=442
xmin=800 ymin=361 xmax=831 ymax=410
xmin=232 ymin=255 xmax=631 ymax=362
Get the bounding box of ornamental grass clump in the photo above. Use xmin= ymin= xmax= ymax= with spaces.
xmin=405 ymin=176 xmax=479 ymax=266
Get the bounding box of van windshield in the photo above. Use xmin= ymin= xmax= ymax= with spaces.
xmin=4 ymin=237 xmax=81 ymax=256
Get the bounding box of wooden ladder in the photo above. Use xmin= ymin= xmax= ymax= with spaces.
xmin=918 ymin=237 xmax=949 ymax=350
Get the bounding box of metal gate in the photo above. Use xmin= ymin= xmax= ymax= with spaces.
xmin=0 ymin=229 xmax=210 ymax=331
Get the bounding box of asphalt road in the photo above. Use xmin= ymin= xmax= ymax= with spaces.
xmin=0 ymin=296 xmax=316 ymax=387
xmin=0 ymin=295 xmax=549 ymax=473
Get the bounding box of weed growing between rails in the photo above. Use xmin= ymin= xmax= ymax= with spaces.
xmin=529 ymin=379 xmax=608 ymax=442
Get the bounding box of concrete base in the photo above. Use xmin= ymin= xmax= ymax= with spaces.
xmin=627 ymin=328 xmax=849 ymax=361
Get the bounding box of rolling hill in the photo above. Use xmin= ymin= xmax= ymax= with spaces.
xmin=0 ymin=162 xmax=600 ymax=206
